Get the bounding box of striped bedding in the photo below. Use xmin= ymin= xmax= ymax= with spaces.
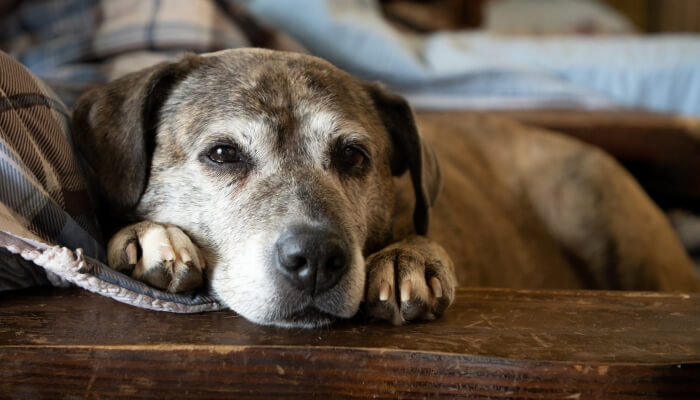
xmin=0 ymin=0 xmax=303 ymax=107
xmin=0 ymin=51 xmax=224 ymax=312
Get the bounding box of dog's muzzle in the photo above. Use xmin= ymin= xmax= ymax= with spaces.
xmin=274 ymin=224 xmax=350 ymax=295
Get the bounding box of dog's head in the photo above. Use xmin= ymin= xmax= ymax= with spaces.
xmin=72 ymin=49 xmax=440 ymax=327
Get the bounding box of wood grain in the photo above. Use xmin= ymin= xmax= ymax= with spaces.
xmin=1 ymin=287 xmax=699 ymax=399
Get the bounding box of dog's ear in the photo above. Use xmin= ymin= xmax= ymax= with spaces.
xmin=365 ymin=83 xmax=441 ymax=235
xmin=72 ymin=54 xmax=203 ymax=216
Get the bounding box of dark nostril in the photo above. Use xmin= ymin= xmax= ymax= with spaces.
xmin=315 ymin=241 xmax=348 ymax=293
xmin=275 ymin=225 xmax=349 ymax=295
xmin=277 ymin=243 xmax=311 ymax=281
xmin=282 ymin=254 xmax=313 ymax=279
xmin=327 ymin=250 xmax=345 ymax=271
xmin=279 ymin=253 xmax=307 ymax=272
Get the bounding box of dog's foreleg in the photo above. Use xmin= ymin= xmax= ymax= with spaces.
xmin=107 ymin=221 xmax=206 ymax=292
xmin=363 ymin=235 xmax=457 ymax=325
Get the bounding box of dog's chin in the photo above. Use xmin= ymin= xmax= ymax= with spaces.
xmin=215 ymin=292 xmax=353 ymax=328
xmin=265 ymin=306 xmax=339 ymax=329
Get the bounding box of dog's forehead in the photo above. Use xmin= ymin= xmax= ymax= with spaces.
xmin=186 ymin=50 xmax=367 ymax=114
xmin=167 ymin=50 xmax=385 ymax=156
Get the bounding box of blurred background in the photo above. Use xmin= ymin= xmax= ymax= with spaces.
xmin=380 ymin=0 xmax=700 ymax=34
xmin=1 ymin=0 xmax=699 ymax=116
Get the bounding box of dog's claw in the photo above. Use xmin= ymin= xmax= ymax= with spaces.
xmin=429 ymin=276 xmax=443 ymax=298
xmin=108 ymin=222 xmax=205 ymax=293
xmin=180 ymin=249 xmax=192 ymax=264
xmin=160 ymin=245 xmax=176 ymax=261
xmin=400 ymin=280 xmax=412 ymax=303
xmin=379 ymin=280 xmax=391 ymax=301
xmin=125 ymin=242 xmax=138 ymax=266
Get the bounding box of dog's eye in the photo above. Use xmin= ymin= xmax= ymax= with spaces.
xmin=338 ymin=145 xmax=368 ymax=170
xmin=208 ymin=145 xmax=241 ymax=164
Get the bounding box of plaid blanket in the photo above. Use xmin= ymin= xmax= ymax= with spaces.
xmin=0 ymin=51 xmax=103 ymax=284
xmin=0 ymin=50 xmax=224 ymax=311
xmin=0 ymin=0 xmax=302 ymax=107
xmin=0 ymin=0 xmax=301 ymax=311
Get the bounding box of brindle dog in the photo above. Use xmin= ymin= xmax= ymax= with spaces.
xmin=72 ymin=48 xmax=700 ymax=327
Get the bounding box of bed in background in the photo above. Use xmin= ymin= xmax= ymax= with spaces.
xmin=242 ymin=0 xmax=700 ymax=117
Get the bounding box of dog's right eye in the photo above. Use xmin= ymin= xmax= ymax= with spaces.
xmin=208 ymin=145 xmax=241 ymax=164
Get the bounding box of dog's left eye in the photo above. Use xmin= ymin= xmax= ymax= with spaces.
xmin=338 ymin=145 xmax=368 ymax=170
xmin=208 ymin=145 xmax=241 ymax=164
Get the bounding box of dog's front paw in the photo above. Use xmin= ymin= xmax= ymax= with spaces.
xmin=364 ymin=236 xmax=456 ymax=325
xmin=107 ymin=221 xmax=206 ymax=292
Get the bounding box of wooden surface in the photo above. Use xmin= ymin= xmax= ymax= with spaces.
xmin=1 ymin=287 xmax=699 ymax=399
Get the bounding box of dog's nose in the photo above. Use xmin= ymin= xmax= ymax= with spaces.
xmin=275 ymin=225 xmax=349 ymax=295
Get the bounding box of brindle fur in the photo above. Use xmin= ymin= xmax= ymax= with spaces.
xmin=72 ymin=48 xmax=700 ymax=328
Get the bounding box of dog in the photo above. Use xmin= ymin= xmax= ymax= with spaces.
xmin=71 ymin=48 xmax=700 ymax=327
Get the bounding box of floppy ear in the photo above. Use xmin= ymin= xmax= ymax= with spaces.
xmin=72 ymin=54 xmax=203 ymax=217
xmin=365 ymin=83 xmax=441 ymax=235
